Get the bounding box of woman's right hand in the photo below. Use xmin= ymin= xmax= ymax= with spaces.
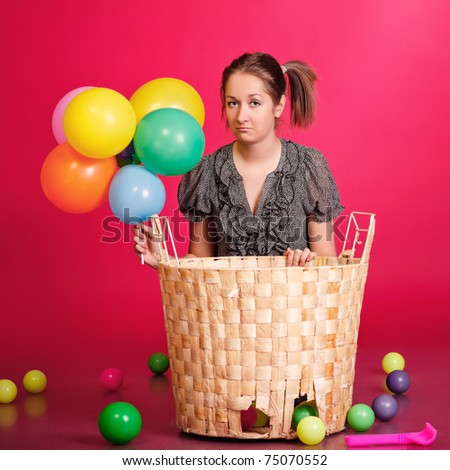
xmin=284 ymin=247 xmax=316 ymax=267
xmin=132 ymin=223 xmax=161 ymax=269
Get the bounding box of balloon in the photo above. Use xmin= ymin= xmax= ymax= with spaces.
xmin=129 ymin=77 xmax=205 ymax=126
xmin=41 ymin=142 xmax=118 ymax=214
xmin=51 ymin=86 xmax=94 ymax=144
xmin=108 ymin=165 xmax=166 ymax=224
xmin=133 ymin=108 xmax=205 ymax=176
xmin=63 ymin=87 xmax=136 ymax=159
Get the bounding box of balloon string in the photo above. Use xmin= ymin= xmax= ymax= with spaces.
xmin=139 ymin=225 xmax=145 ymax=265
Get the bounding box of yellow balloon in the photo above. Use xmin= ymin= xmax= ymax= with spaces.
xmin=63 ymin=87 xmax=136 ymax=159
xmin=130 ymin=78 xmax=205 ymax=126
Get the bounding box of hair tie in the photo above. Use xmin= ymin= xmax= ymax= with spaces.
xmin=281 ymin=65 xmax=287 ymax=74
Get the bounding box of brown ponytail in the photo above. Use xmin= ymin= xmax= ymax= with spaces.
xmin=283 ymin=61 xmax=317 ymax=128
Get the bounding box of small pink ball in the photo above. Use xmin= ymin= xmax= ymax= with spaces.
xmin=100 ymin=368 xmax=124 ymax=391
xmin=241 ymin=405 xmax=257 ymax=431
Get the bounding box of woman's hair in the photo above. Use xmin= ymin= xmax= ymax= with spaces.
xmin=220 ymin=52 xmax=317 ymax=128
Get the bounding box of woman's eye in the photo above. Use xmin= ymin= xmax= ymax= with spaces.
xmin=250 ymin=100 xmax=261 ymax=106
xmin=227 ymin=101 xmax=238 ymax=108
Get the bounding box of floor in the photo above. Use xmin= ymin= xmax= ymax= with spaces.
xmin=1 ymin=341 xmax=448 ymax=451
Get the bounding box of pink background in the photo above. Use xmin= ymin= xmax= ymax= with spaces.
xmin=1 ymin=0 xmax=449 ymax=371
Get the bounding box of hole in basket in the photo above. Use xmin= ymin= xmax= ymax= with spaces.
xmin=293 ymin=394 xmax=308 ymax=408
xmin=241 ymin=403 xmax=269 ymax=432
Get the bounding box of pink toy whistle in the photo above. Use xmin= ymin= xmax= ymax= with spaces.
xmin=345 ymin=422 xmax=437 ymax=447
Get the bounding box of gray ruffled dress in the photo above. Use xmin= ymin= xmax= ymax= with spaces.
xmin=178 ymin=139 xmax=344 ymax=257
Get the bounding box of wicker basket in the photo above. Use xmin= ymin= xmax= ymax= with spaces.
xmin=153 ymin=212 xmax=375 ymax=439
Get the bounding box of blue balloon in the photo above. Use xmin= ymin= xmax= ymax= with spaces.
xmin=108 ymin=165 xmax=166 ymax=224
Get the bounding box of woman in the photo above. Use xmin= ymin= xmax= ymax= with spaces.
xmin=134 ymin=52 xmax=344 ymax=267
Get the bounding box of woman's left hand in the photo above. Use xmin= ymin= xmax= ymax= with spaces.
xmin=284 ymin=247 xmax=317 ymax=267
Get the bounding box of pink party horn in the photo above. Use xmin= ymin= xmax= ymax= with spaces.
xmin=345 ymin=422 xmax=437 ymax=447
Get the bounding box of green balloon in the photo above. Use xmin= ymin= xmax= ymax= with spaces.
xmin=134 ymin=108 xmax=205 ymax=176
xmin=148 ymin=352 xmax=170 ymax=375
xmin=346 ymin=403 xmax=375 ymax=431
xmin=98 ymin=402 xmax=142 ymax=445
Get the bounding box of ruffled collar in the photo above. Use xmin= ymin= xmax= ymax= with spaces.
xmin=217 ymin=139 xmax=288 ymax=217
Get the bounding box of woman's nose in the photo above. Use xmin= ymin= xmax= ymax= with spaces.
xmin=237 ymin=106 xmax=248 ymax=122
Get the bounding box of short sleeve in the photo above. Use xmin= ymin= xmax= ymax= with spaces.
xmin=303 ymin=148 xmax=344 ymax=223
xmin=177 ymin=157 xmax=213 ymax=222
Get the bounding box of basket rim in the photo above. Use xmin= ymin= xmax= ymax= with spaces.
xmin=159 ymin=255 xmax=363 ymax=271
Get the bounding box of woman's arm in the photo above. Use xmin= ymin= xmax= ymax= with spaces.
xmin=187 ymin=218 xmax=217 ymax=258
xmin=308 ymin=217 xmax=337 ymax=257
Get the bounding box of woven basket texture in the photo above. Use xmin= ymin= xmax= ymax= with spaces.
xmin=157 ymin=250 xmax=371 ymax=439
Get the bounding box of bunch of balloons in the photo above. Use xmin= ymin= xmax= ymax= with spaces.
xmin=41 ymin=78 xmax=205 ymax=224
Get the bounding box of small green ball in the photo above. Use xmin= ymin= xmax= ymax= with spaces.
xmin=347 ymin=404 xmax=375 ymax=431
xmin=98 ymin=402 xmax=142 ymax=445
xmin=292 ymin=403 xmax=318 ymax=429
xmin=148 ymin=352 xmax=170 ymax=375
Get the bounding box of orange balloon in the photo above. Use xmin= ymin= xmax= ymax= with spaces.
xmin=41 ymin=142 xmax=118 ymax=214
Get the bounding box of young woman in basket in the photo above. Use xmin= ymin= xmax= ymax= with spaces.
xmin=133 ymin=52 xmax=344 ymax=268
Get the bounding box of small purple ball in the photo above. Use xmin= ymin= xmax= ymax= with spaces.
xmin=386 ymin=370 xmax=410 ymax=394
xmin=372 ymin=394 xmax=398 ymax=421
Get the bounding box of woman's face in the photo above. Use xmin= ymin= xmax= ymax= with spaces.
xmin=224 ymin=72 xmax=285 ymax=145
